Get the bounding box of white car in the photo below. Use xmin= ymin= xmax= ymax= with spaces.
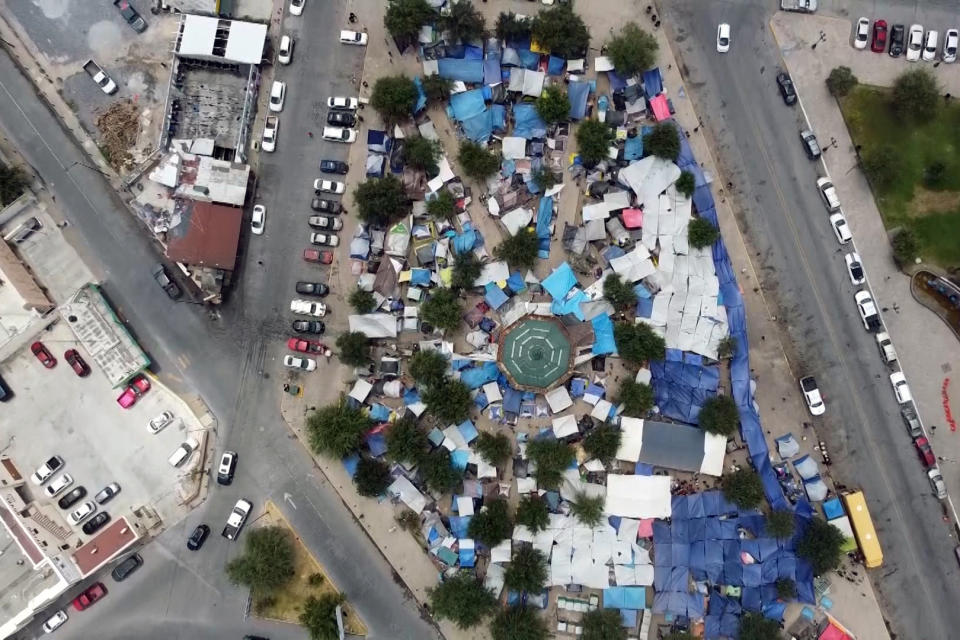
xmin=149 ymin=411 xmax=175 ymax=434
xmin=41 ymin=610 xmax=68 ymax=634
xmin=799 ymin=376 xmax=825 ymax=416
xmin=322 ymin=126 xmax=357 ymax=143
xmin=717 ymin=23 xmax=731 ymax=53
xmin=845 ymin=252 xmax=865 ymax=285
xmin=269 ymin=80 xmax=286 ymax=113
xmin=289 ymin=0 xmax=305 ymax=16
xmin=829 ymin=213 xmax=852 ymax=244
xmin=262 ymin=116 xmax=278 ymax=153
xmin=68 ymin=501 xmax=97 ymax=525
xmin=907 ymin=24 xmax=924 ymax=61
xmin=251 ymin=204 xmax=266 ymax=235
xmin=313 ymin=179 xmax=346 ymax=194
xmin=284 ymin=354 xmax=318 ymax=371
xmin=929 ymin=467 xmax=947 ymax=499
xmin=854 ymin=17 xmax=870 ymax=49
xmin=854 ymin=290 xmax=880 ymax=331
xmin=44 ymin=474 xmax=73 ymax=498
xmin=308 ymin=215 xmax=343 ymax=230
xmin=340 ymin=30 xmax=368 ymax=46
xmin=290 ymin=299 xmax=327 ymax=317
xmin=890 ymin=371 xmax=913 ymax=404
xmin=816 ymin=177 xmax=841 ymax=213
xmin=327 ymin=96 xmax=359 ymax=110
xmin=923 ymin=29 xmax=939 ymax=61
xmin=310 ymin=232 xmax=340 ymax=247
xmin=278 ymin=35 xmax=294 ymax=65
xmin=944 ymin=28 xmax=959 ymax=63
xmin=30 ymin=456 xmax=64 ymax=485
xmin=168 ymin=437 xmax=199 ymax=467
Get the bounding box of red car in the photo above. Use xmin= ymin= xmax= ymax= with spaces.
xmin=30 ymin=341 xmax=56 ymax=368
xmin=914 ymin=436 xmax=936 ymax=468
xmin=303 ymin=248 xmax=334 ymax=264
xmin=871 ymin=20 xmax=888 ymax=52
xmin=65 ymin=349 xmax=91 ymax=377
xmin=116 ymin=374 xmax=151 ymax=409
xmin=287 ymin=337 xmax=330 ymax=354
xmin=72 ymin=582 xmax=107 ymax=611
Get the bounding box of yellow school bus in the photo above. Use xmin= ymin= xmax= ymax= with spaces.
xmin=843 ymin=491 xmax=883 ymax=568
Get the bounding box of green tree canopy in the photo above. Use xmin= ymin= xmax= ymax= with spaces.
xmin=722 ymin=468 xmax=765 ymax=510
xmin=370 ymin=75 xmax=419 ymax=125
xmin=353 ymin=174 xmax=410 ymax=226
xmin=616 ymin=379 xmax=654 ymax=417
xmin=427 ymin=189 xmax=457 ymax=220
xmin=422 ymin=74 xmax=453 ymax=103
xmin=583 ymin=608 xmax=627 ymax=640
xmin=766 ymin=509 xmax=796 ymax=540
xmin=226 ymin=526 xmax=295 ymax=593
xmin=862 ymin=144 xmax=897 ymax=188
xmin=532 ymin=167 xmax=558 ymax=192
xmin=474 ymin=431 xmax=513 ymax=467
xmin=403 ymin=135 xmax=441 ymax=175
xmin=797 ymin=517 xmax=846 ymax=576
xmin=676 ymin=170 xmax=696 ymax=198
xmin=504 ymin=546 xmax=548 ymax=593
xmin=531 ymin=4 xmax=590 ymax=58
xmin=459 ymin=140 xmax=501 ymax=181
xmin=717 ymin=335 xmax=737 ymax=360
xmin=494 ymin=227 xmax=539 ymax=270
xmin=348 ymin=288 xmax=376 ymax=314
xmin=409 ymin=348 xmax=450 ymax=387
xmin=535 ymin=84 xmax=571 ymax=125
xmin=739 ymin=611 xmax=782 ymax=640
xmin=614 ymin=322 xmax=666 ymax=364
xmin=496 ymin=11 xmax=532 ymax=42
xmin=603 ymin=273 xmax=638 ymax=312
xmin=892 ymin=228 xmax=919 ymax=265
xmin=776 ymin=578 xmax=797 ymax=600
xmin=384 ymin=0 xmax=436 ymax=43
xmin=299 ymin=593 xmax=345 ymax=640
xmin=422 ymin=377 xmax=472 ymax=423
xmin=354 ymin=457 xmax=392 ymax=497
xmin=335 ymin=331 xmax=369 ymax=367
xmin=307 ymin=400 xmax=373 ymax=458
xmin=688 ymin=216 xmax=719 ymax=249
xmin=0 ymin=165 xmax=26 ymax=206
xmin=386 ymin=417 xmax=429 ymax=464
xmin=826 ymin=65 xmax=858 ymax=97
xmin=606 ymin=22 xmax=658 ymax=75
xmin=892 ymin=68 xmax=939 ymax=122
xmin=419 ymin=447 xmax=463 ymax=493
xmin=515 ymin=495 xmax=550 ymax=532
xmin=421 ymin=287 xmax=463 ymax=332
xmin=582 ymin=425 xmax=622 ymax=465
xmin=428 ymin=572 xmax=498 ymax=629
xmin=569 ymin=491 xmax=605 ymax=527
xmin=468 ymin=498 xmax=513 ymax=546
xmin=451 ymin=251 xmax=483 ymax=291
xmin=526 ymin=439 xmax=575 ymax=490
xmin=698 ymin=394 xmax=739 ymax=436
xmin=575 ymin=119 xmax=615 ymax=166
xmin=490 ymin=605 xmax=549 ymax=640
xmin=441 ymin=0 xmax=485 ymax=43
xmin=644 ymin=121 xmax=680 ymax=160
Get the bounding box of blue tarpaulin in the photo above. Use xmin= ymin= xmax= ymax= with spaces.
xmin=461 ymin=105 xmax=506 ymax=143
xmin=459 ymin=545 xmax=476 ymax=567
xmin=513 ymin=103 xmax=547 ymax=139
xmin=458 ymin=420 xmax=479 ymax=443
xmin=506 ymin=271 xmax=526 ymax=294
xmin=624 ymin=134 xmax=644 ymax=160
xmin=451 ymin=449 xmax=470 ymax=470
xmin=536 ymin=197 xmax=553 ymax=239
xmin=365 ymin=432 xmax=387 ymax=457
xmin=642 ymin=68 xmax=663 ymax=98
xmin=608 ymin=70 xmax=627 ymax=92
xmin=342 ymin=453 xmax=359 ymax=477
xmin=460 ymin=361 xmax=500 ymax=389
xmin=516 ymin=48 xmax=540 ymax=69
xmin=464 ymin=44 xmax=483 ymax=60
xmin=484 ymin=282 xmax=509 ymax=310
xmin=551 ymin=289 xmax=587 ymax=320
xmin=413 ymin=76 xmax=428 ymax=113
xmin=568 ymin=81 xmax=590 ymax=119
xmin=547 ymin=55 xmax=565 ymax=75
xmin=438 ymin=58 xmax=484 ymax=83
xmin=453 ymin=228 xmax=477 ymax=254
xmin=369 ymin=404 xmax=392 ymax=422
xmin=483 ymin=57 xmax=502 ymax=84
xmin=448 ymin=516 xmax=471 ymax=538
xmin=651 ymin=350 xmax=721 ymax=425
xmin=591 ymin=313 xmax=617 ymax=355
xmin=542 ymin=262 xmax=577 ymax=300
xmin=503 ymin=386 xmax=522 ymax=413
xmin=450 ymin=89 xmax=487 ymax=121
xmin=410 ymin=268 xmax=431 ymax=286
xmin=602 ymin=587 xmax=647 ymax=609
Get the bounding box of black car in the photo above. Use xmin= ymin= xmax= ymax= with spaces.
xmin=114 ymin=0 xmax=147 ymax=33
xmin=187 ymin=524 xmax=210 ymax=551
xmin=296 ymin=282 xmax=330 ymax=296
xmin=0 ymin=374 xmax=10 ymax=402
xmin=58 ymin=486 xmax=87 ymax=510
xmin=889 ymin=24 xmax=905 ymax=57
xmin=292 ymin=320 xmax=325 ymax=334
xmin=311 ymin=197 xmax=342 ymax=214
xmin=152 ymin=264 xmax=183 ymax=300
xmin=319 ymin=159 xmax=349 ymax=174
xmin=111 ymin=553 xmax=143 ymax=582
xmin=776 ymin=72 xmax=797 ymax=105
xmin=326 ymin=110 xmax=357 ymax=127
xmin=82 ymin=512 xmax=111 ymax=535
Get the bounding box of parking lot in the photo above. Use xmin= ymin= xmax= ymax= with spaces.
xmin=0 ymin=319 xmax=206 ymax=541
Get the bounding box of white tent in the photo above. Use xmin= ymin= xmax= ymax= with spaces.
xmin=502 ymin=136 xmax=527 ymax=160
xmin=594 ymin=56 xmax=614 ymax=72
xmin=552 ymin=415 xmax=579 ymax=438
xmin=474 ymin=260 xmax=511 ymax=287
xmin=701 ymin=432 xmax=727 ymax=476
xmin=387 ymin=476 xmax=428 ymax=514
xmin=604 ymin=475 xmax=672 ymax=518
xmin=582 ymin=202 xmax=612 ymax=221
xmin=501 ymin=207 xmax=533 ymax=236
xmin=616 ymin=417 xmax=644 ymax=462
xmin=522 ymin=70 xmax=545 ymax=97
xmin=610 ymin=246 xmax=656 ymax=282
xmin=348 ymin=379 xmax=373 ymax=403
xmin=545 ymin=386 xmax=573 ymax=413
xmin=491 ymin=539 xmax=512 ymax=563
xmin=483 ymin=381 xmax=503 ymax=403
xmin=348 ymin=313 xmax=398 ymax=338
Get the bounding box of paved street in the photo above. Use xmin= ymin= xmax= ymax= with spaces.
xmin=0 ymin=3 xmax=436 ymax=638
xmin=660 ymin=0 xmax=960 ymax=638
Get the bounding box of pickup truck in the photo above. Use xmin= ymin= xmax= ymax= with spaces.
xmin=113 ymin=0 xmax=147 ymax=33
xmin=854 ymin=290 xmax=881 ymax=332
xmin=82 ymin=61 xmax=118 ymax=95
xmin=290 ymin=299 xmax=327 ymax=317
xmin=780 ymin=0 xmax=817 ymax=12
xmin=875 ymin=331 xmax=897 ymax=364
xmin=221 ymin=498 xmax=252 ymax=540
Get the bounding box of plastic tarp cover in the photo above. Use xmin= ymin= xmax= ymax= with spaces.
xmin=649 ymin=94 xmax=671 ymax=121
xmin=522 ymin=70 xmax=545 ymax=97
xmin=602 ymin=586 xmax=647 ymax=609
xmin=568 ymin=80 xmax=590 ymax=119
xmin=501 ymin=207 xmax=533 ymax=236
xmin=461 ymin=361 xmax=500 ymax=389
xmin=387 ymin=475 xmax=428 ymax=514
xmin=622 ymin=208 xmax=644 ymax=228
xmin=474 ymin=260 xmax=510 ymax=287
xmin=591 ymin=313 xmax=617 ymax=355
xmin=453 ymin=229 xmax=477 ymax=254
xmin=450 ymin=89 xmax=487 ymax=122
xmin=605 ymin=475 xmax=672 ymax=518
xmin=438 ymin=58 xmax=484 ymax=83
xmin=348 ymin=313 xmax=398 ymax=338
xmin=803 ymin=476 xmax=828 ymax=501
xmin=413 ymin=76 xmax=428 ymax=113
xmin=776 ymin=433 xmax=800 ymax=459
xmin=513 ymin=103 xmax=547 ymax=139
xmin=484 ymin=282 xmax=509 ymax=310
xmin=547 ymin=55 xmax=565 ymax=75
xmin=461 ymin=107 xmax=505 ymax=143
xmin=502 ymin=136 xmax=527 ymax=159
xmin=536 ymin=197 xmax=554 ymax=239
xmin=464 ymin=45 xmax=483 ymax=60
xmin=624 ymin=134 xmax=644 ymax=161
xmin=642 ymin=68 xmax=663 ymax=98
xmin=794 ymin=455 xmax=819 ymax=480
xmin=552 ymin=414 xmax=579 ymax=438
xmin=483 ymin=58 xmax=501 ymax=84
xmin=542 ymin=262 xmax=577 ymax=300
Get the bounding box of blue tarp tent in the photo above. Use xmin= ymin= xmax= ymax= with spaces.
xmin=503 ymin=386 xmax=522 ymax=413
xmin=642 ymin=67 xmax=663 ymax=98
xmin=568 ymin=81 xmax=590 ymax=119
xmin=461 ymin=107 xmax=505 ymax=143
xmin=542 ymin=262 xmax=577 ymax=300
xmin=410 ymin=268 xmax=431 ymax=286
xmin=513 ymin=103 xmax=547 ymax=139
xmin=464 ymin=44 xmax=483 ymax=59
xmin=461 ymin=361 xmax=500 ymax=389
xmin=547 ymin=55 xmax=565 ymax=75
xmin=551 ymin=290 xmax=587 ymax=320
xmin=365 ymin=432 xmax=387 ymax=457
xmin=413 ymin=76 xmax=428 ymax=113
xmin=453 ymin=229 xmax=477 ymax=254
xmin=603 ymin=587 xmax=647 ymax=609
xmin=505 ymin=271 xmax=526 ymax=294
xmin=536 ymin=197 xmax=553 ymax=239
xmin=608 ymin=70 xmax=627 ymax=92
xmin=483 ymin=58 xmax=501 ymax=84
xmin=624 ymin=134 xmax=644 ymax=160
xmin=450 ymin=89 xmax=487 ymax=121
xmin=591 ymin=313 xmax=617 ymax=355
xmin=484 ymin=282 xmax=509 ymax=310
xmin=459 ymin=545 xmax=475 ymax=567
xmin=342 ymin=453 xmax=359 ymax=477
xmin=438 ymin=58 xmax=484 ymax=83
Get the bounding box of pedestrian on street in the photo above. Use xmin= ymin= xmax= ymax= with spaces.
xmin=307 ymin=131 xmax=313 ymax=138
xmin=349 ymin=12 xmax=357 ymax=23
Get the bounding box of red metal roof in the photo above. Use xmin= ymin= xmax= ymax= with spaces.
xmin=72 ymin=517 xmax=139 ymax=577
xmin=165 ymin=201 xmax=242 ymax=270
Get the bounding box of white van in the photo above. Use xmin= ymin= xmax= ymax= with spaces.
xmin=167 ymin=437 xmax=199 ymax=467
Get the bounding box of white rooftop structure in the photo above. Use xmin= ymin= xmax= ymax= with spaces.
xmin=176 ymin=15 xmax=267 ymax=65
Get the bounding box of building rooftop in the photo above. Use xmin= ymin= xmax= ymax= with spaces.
xmin=71 ymin=517 xmax=139 ymax=578
xmin=497 ymin=316 xmax=575 ymax=390
xmin=176 ymin=15 xmax=267 ymax=65
xmin=175 ymin=155 xmax=249 ymax=207
xmin=165 ymin=201 xmax=242 ymax=271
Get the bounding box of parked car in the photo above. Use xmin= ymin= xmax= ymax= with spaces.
xmin=844 ymin=252 xmax=865 ymax=285
xmin=152 ymin=264 xmax=182 ymax=300
xmin=292 ymin=320 xmax=325 ymax=334
xmin=111 ymin=553 xmax=143 ymax=582
xmin=776 ymin=72 xmax=797 ymax=105
xmin=907 ymin=24 xmax=924 ymax=61
xmin=65 ymin=349 xmax=90 ymax=377
xmin=914 ymin=435 xmax=936 ymax=467
xmin=799 ymin=376 xmax=825 ymax=416
xmin=313 ymin=179 xmax=346 ymax=194
xmin=303 ymin=248 xmax=334 ymax=264
xmin=284 ymin=354 xmax=317 ymax=371
xmin=289 ymin=0 xmax=305 ymax=15
xmin=310 ymin=232 xmax=340 ymax=247
xmin=890 ymin=371 xmax=913 ymax=404
xmin=217 ymin=451 xmax=237 ymax=485
xmin=923 ymin=29 xmax=939 ymax=61
xmin=888 ymin=24 xmax=905 ymax=57
xmin=58 ymin=486 xmax=87 ymax=510
xmin=116 ymin=374 xmax=151 ymax=409
xmin=290 ymin=299 xmax=327 ymax=317
xmin=876 ymin=331 xmax=898 ymax=364
xmin=854 ymin=290 xmax=881 ymax=331
xmin=854 ymin=17 xmax=870 ymax=49
xmin=68 ymin=501 xmax=97 ymax=525
xmin=93 ymin=482 xmax=120 ymax=505
xmin=45 ymin=474 xmax=74 ymax=498
xmin=800 ymin=130 xmax=821 ymax=159
xmin=113 ymin=0 xmax=147 ymax=33
xmin=82 ymin=512 xmax=111 ymax=535
xmin=901 ymin=405 xmax=922 ymax=437
xmin=929 ymin=467 xmax=947 ymax=499
xmin=311 ymin=198 xmax=342 ymax=214
xmin=261 ymin=116 xmax=278 ymax=153
xmin=72 ymin=583 xmax=107 ymax=611
xmin=168 ymin=437 xmax=199 ymax=468
xmin=319 ymin=159 xmax=349 ymax=174
xmin=41 ymin=610 xmax=68 ymax=633
xmin=251 ymin=204 xmax=266 ymax=235
xmin=322 ymin=126 xmax=357 ymax=143
xmin=339 ymin=30 xmax=368 ymax=45
xmin=716 ymin=23 xmax=731 ymax=53
xmin=308 ymin=215 xmax=343 ymax=231
xmin=187 ymin=524 xmax=210 ymax=550
xmin=327 ymin=96 xmax=359 ymax=110
xmin=944 ymin=28 xmax=958 ymax=62
xmin=148 ymin=411 xmax=175 ymax=434
xmin=871 ymin=19 xmax=888 ymax=52
xmin=829 ymin=213 xmax=852 ymax=244
xmin=31 ymin=341 xmax=56 ymax=368
xmin=30 ymin=456 xmax=64 ymax=485
xmin=278 ymin=35 xmax=294 ymax=64
xmin=269 ymin=80 xmax=286 ymax=112
xmin=287 ymin=337 xmax=330 ymax=354
xmin=327 ymin=109 xmax=356 ymax=126
xmin=816 ymin=177 xmax=841 ymax=212
xmin=295 ymin=281 xmax=329 ymax=296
